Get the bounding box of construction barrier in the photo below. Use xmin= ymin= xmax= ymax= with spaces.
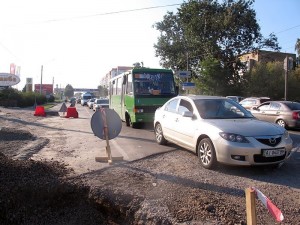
xmin=34 ymin=106 xmax=46 ymax=117
xmin=245 ymin=187 xmax=284 ymax=225
xmin=65 ymin=107 xmax=78 ymax=118
xmin=252 ymin=187 xmax=284 ymax=222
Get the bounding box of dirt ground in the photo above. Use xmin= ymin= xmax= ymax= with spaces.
xmin=0 ymin=106 xmax=299 ymax=225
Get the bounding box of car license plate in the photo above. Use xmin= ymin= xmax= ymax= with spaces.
xmin=262 ymin=148 xmax=286 ymax=157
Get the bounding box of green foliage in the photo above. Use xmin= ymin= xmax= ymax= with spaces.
xmin=154 ymin=0 xmax=280 ymax=95
xmin=295 ymin=38 xmax=300 ymax=56
xmin=287 ymin=67 xmax=300 ymax=101
xmin=97 ymin=85 xmax=108 ymax=97
xmin=0 ymin=88 xmax=47 ymax=107
xmin=64 ymin=84 xmax=74 ymax=98
xmin=243 ymin=62 xmax=285 ymax=100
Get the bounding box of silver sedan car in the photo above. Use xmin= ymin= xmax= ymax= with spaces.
xmin=154 ymin=95 xmax=293 ymax=169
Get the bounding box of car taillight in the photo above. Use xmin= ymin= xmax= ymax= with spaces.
xmin=292 ymin=112 xmax=300 ymax=120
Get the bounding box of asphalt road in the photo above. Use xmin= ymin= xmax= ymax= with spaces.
xmin=33 ymin=103 xmax=177 ymax=175
xmin=33 ymin=103 xmax=300 ymax=175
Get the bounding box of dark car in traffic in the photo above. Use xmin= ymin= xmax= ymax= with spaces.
xmin=251 ymin=101 xmax=300 ymax=129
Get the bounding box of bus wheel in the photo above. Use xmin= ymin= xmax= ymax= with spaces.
xmin=131 ymin=122 xmax=139 ymax=129
xmin=125 ymin=114 xmax=130 ymax=127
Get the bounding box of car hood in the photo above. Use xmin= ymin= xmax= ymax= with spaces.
xmin=205 ymin=118 xmax=285 ymax=136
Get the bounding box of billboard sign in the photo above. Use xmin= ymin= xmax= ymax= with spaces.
xmin=34 ymin=84 xmax=53 ymax=95
xmin=0 ymin=73 xmax=21 ymax=86
xmin=10 ymin=63 xmax=16 ymax=74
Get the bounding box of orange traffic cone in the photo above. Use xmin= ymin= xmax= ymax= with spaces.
xmin=34 ymin=106 xmax=46 ymax=117
xmin=65 ymin=107 xmax=78 ymax=118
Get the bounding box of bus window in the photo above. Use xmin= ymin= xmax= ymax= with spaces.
xmin=116 ymin=78 xmax=122 ymax=95
xmin=127 ymin=74 xmax=133 ymax=94
xmin=112 ymin=81 xmax=117 ymax=96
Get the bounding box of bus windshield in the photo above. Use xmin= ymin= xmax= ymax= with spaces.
xmin=133 ymin=72 xmax=175 ymax=95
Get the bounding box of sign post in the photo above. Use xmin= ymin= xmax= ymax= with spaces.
xmin=245 ymin=188 xmax=257 ymax=225
xmin=91 ymin=108 xmax=123 ymax=164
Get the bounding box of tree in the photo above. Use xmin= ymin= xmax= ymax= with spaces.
xmin=97 ymin=85 xmax=108 ymax=97
xmin=295 ymin=38 xmax=300 ymax=56
xmin=64 ymin=84 xmax=74 ymax=99
xmin=154 ymin=0 xmax=280 ymax=94
xmin=243 ymin=61 xmax=285 ymax=100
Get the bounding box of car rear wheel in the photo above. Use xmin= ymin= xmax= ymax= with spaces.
xmin=276 ymin=119 xmax=286 ymax=128
xmin=155 ymin=123 xmax=167 ymax=145
xmin=197 ymin=138 xmax=217 ymax=169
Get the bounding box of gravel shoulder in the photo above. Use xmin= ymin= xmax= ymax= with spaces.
xmin=0 ymin=106 xmax=299 ymax=224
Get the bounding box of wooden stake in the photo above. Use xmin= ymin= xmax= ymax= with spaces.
xmin=245 ymin=188 xmax=257 ymax=225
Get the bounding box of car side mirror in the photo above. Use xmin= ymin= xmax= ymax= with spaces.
xmin=182 ymin=111 xmax=193 ymax=117
xmin=252 ymin=107 xmax=259 ymax=111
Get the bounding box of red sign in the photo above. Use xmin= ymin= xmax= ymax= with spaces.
xmin=10 ymin=63 xmax=16 ymax=74
xmin=34 ymin=84 xmax=53 ymax=95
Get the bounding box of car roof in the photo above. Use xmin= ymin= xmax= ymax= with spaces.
xmin=243 ymin=97 xmax=270 ymax=100
xmin=177 ymin=95 xmax=227 ymax=100
xmin=263 ymin=100 xmax=299 ymax=104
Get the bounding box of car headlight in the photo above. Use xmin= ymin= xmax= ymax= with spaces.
xmin=283 ymin=130 xmax=290 ymax=140
xmin=219 ymin=132 xmax=249 ymax=143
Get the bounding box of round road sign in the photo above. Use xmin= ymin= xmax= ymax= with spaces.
xmin=90 ymin=108 xmax=122 ymax=140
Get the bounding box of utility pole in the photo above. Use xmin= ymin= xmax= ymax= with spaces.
xmin=284 ymin=56 xmax=294 ymax=100
xmin=40 ymin=65 xmax=43 ymax=94
xmin=284 ymin=56 xmax=288 ymax=100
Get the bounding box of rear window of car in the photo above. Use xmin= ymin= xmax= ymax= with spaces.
xmin=285 ymin=102 xmax=300 ymax=110
xmin=96 ymin=99 xmax=109 ymax=104
xmin=260 ymin=98 xmax=270 ymax=104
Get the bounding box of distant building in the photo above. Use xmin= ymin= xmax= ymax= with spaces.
xmin=100 ymin=66 xmax=133 ymax=88
xmin=239 ymin=50 xmax=296 ymax=72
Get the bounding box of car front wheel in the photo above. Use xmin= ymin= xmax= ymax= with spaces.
xmin=197 ymin=138 xmax=217 ymax=169
xmin=155 ymin=123 xmax=167 ymax=145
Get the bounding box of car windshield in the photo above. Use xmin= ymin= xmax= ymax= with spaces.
xmin=133 ymin=72 xmax=175 ymax=95
xmin=194 ymin=99 xmax=254 ymax=119
xmin=83 ymin=96 xmax=92 ymax=100
xmin=96 ymin=99 xmax=109 ymax=104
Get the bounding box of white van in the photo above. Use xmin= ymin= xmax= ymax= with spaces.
xmin=81 ymin=93 xmax=93 ymax=106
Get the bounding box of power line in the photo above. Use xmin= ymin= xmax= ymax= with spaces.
xmin=35 ymin=3 xmax=182 ymax=24
xmin=275 ymin=24 xmax=300 ymax=35
xmin=0 ymin=41 xmax=20 ymax=61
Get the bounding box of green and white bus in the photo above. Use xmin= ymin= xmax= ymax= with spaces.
xmin=109 ymin=68 xmax=177 ymax=128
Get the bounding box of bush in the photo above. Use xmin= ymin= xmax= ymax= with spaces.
xmin=0 ymin=88 xmax=47 ymax=107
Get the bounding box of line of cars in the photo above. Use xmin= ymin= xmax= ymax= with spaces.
xmin=228 ymin=96 xmax=300 ymax=129
xmin=154 ymin=95 xmax=296 ymax=170
xmin=85 ymin=97 xmax=109 ymax=111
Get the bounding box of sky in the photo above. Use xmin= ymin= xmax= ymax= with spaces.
xmin=0 ymin=0 xmax=299 ymax=90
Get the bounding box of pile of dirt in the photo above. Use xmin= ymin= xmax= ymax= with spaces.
xmin=0 ymin=152 xmax=108 ymax=225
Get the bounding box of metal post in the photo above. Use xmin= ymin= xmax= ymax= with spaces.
xmin=284 ymin=69 xmax=288 ymax=100
xmin=40 ymin=65 xmax=43 ymax=94
xmin=284 ymin=56 xmax=288 ymax=100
